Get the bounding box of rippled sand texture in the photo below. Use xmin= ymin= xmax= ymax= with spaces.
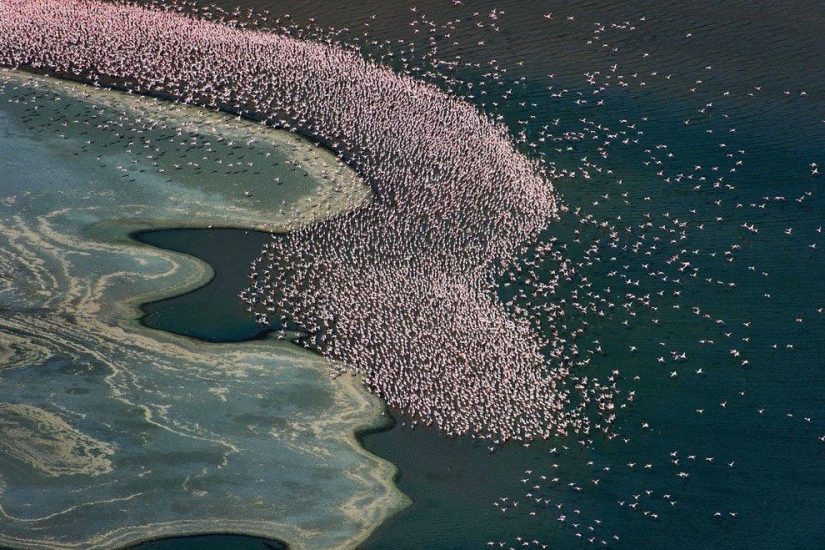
xmin=0 ymin=71 xmax=406 ymax=550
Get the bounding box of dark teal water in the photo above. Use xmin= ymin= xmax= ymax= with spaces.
xmin=127 ymin=534 xmax=285 ymax=550
xmin=136 ymin=1 xmax=823 ymax=549
xmin=138 ymin=228 xmax=270 ymax=342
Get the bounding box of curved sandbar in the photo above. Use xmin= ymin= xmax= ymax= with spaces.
xmin=0 ymin=71 xmax=407 ymax=549
xmin=1 ymin=0 xmax=608 ymax=441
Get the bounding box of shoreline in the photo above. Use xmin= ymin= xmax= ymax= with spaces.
xmin=86 ymin=147 xmax=411 ymax=550
xmin=5 ymin=64 xmax=382 ymax=205
xmin=0 ymin=67 xmax=410 ymax=550
xmin=122 ymin=224 xmax=412 ymax=550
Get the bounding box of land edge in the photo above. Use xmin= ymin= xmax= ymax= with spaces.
xmin=80 ymin=215 xmax=412 ymax=550
xmin=2 ymin=65 xmax=412 ymax=550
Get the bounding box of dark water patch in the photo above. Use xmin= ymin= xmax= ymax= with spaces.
xmin=136 ymin=228 xmax=272 ymax=342
xmin=126 ymin=533 xmax=287 ymax=550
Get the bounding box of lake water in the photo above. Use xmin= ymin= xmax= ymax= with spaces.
xmin=2 ymin=0 xmax=823 ymax=549
xmin=135 ymin=1 xmax=824 ymax=549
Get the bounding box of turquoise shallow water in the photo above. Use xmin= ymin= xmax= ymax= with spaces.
xmin=0 ymin=67 xmax=403 ymax=549
xmin=1 ymin=0 xmax=823 ymax=549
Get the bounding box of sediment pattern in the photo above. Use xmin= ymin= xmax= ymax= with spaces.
xmin=0 ymin=70 xmax=405 ymax=550
xmin=0 ymin=404 xmax=114 ymax=477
